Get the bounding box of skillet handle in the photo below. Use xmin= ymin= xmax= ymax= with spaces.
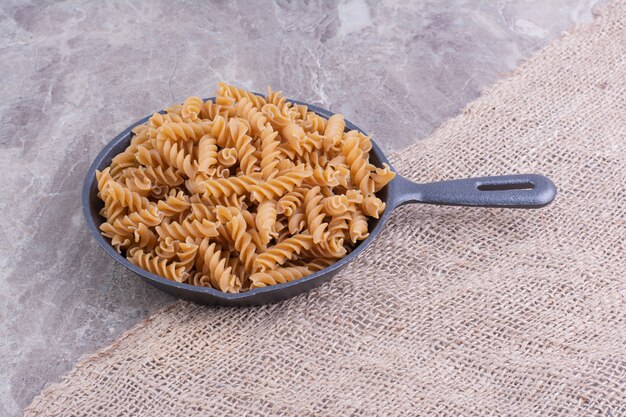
xmin=389 ymin=174 xmax=556 ymax=209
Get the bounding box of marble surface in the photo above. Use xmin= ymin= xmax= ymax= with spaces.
xmin=0 ymin=0 xmax=601 ymax=414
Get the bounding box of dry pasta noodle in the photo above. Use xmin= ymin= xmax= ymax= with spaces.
xmin=95 ymin=83 xmax=395 ymax=292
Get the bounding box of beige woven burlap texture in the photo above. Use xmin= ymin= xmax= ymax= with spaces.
xmin=27 ymin=2 xmax=625 ymax=416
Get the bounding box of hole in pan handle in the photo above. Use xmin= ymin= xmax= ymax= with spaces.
xmin=390 ymin=174 xmax=557 ymax=209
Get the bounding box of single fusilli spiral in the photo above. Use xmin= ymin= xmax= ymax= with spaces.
xmin=197 ymin=134 xmax=218 ymax=174
xmin=209 ymin=115 xmax=234 ymax=148
xmin=188 ymin=202 xmax=217 ymax=222
xmin=287 ymin=206 xmax=307 ymax=234
xmin=341 ymin=135 xmax=375 ymax=195
xmin=217 ymin=147 xmax=238 ymax=167
xmin=361 ymin=195 xmax=386 ymax=219
xmin=254 ymin=234 xmax=314 ymax=272
xmin=303 ymin=186 xmax=329 ymax=243
xmin=216 ymin=207 xmax=257 ymax=273
xmin=229 ymin=118 xmax=258 ymax=174
xmin=175 ymin=238 xmax=199 ymax=271
xmin=349 ymin=209 xmax=369 ymax=243
xmin=156 ymin=190 xmax=190 ymax=216
xmin=266 ymin=87 xmax=300 ymax=121
xmin=96 ymin=167 xmax=114 ymax=193
xmin=275 ymin=158 xmax=296 ymax=175
xmin=158 ymin=121 xmax=213 ymax=143
xmin=196 ymin=239 xmax=241 ymax=293
xmin=309 ymin=237 xmax=348 ymax=258
xmin=148 ymin=112 xmax=184 ymax=128
xmin=249 ymin=266 xmax=311 ymax=289
xmin=129 ymin=249 xmax=188 ymax=283
xmin=132 ymin=223 xmax=158 ymax=251
xmin=100 ymin=205 xmax=163 ymax=239
xmin=276 ymin=187 xmax=307 ymax=217
xmin=281 ymin=121 xmax=306 ymax=155
xmin=300 ymin=242 xmax=344 ymax=261
xmin=249 ymin=165 xmax=311 ymax=202
xmin=105 ymin=180 xmax=153 ymax=212
xmin=109 ymin=151 xmax=140 ymax=179
xmin=305 ymin=165 xmax=340 ymax=188
xmin=108 ymin=126 xmax=149 ymax=177
xmin=344 ymin=130 xmax=372 ymax=152
xmin=255 ymin=200 xmax=277 ymax=245
xmin=201 ymin=95 xmax=236 ymax=120
xmin=265 ymin=87 xmax=290 ymax=110
xmin=261 ymin=103 xmax=292 ymax=129
xmin=297 ymin=111 xmax=327 ymax=134
xmin=99 ymin=193 xmax=126 ymax=224
xmin=201 ymin=175 xmax=259 ymax=199
xmin=155 ymin=218 xmax=220 ymax=241
xmin=345 ymin=189 xmax=365 ymax=205
xmin=136 ymin=145 xmax=167 ymax=168
xmin=218 ymin=82 xmax=266 ymax=109
xmin=141 ymin=165 xmax=184 ymax=187
xmin=155 ymin=236 xmax=178 ymax=259
xmin=372 ymin=163 xmax=396 ymax=191
xmin=235 ymin=97 xmax=269 ymax=136
xmin=121 ymin=168 xmax=152 ymax=196
xmin=323 ymin=114 xmax=345 ymax=151
xmin=181 ymin=96 xmax=203 ymax=121
xmin=259 ymin=125 xmax=280 ymax=180
xmin=227 ymin=257 xmax=248 ymax=289
xmin=323 ymin=195 xmax=349 ymax=216
xmin=327 ymin=209 xmax=351 ymax=240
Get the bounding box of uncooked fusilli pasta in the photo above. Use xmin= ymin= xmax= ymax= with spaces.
xmin=95 ymin=83 xmax=395 ymax=292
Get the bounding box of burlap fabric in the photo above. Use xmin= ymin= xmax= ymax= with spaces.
xmin=26 ymin=2 xmax=625 ymax=416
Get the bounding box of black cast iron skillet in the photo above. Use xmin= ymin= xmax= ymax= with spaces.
xmin=83 ymin=97 xmax=556 ymax=306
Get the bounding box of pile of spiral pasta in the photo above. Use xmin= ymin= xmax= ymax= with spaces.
xmin=95 ymin=83 xmax=395 ymax=292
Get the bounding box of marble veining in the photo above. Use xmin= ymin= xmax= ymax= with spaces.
xmin=0 ymin=0 xmax=601 ymax=414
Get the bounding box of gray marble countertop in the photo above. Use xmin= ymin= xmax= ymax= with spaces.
xmin=0 ymin=0 xmax=600 ymax=415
